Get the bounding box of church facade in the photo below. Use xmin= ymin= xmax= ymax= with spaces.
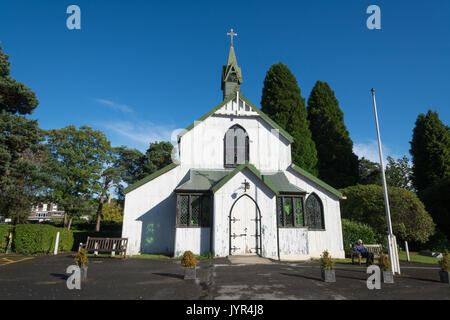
xmin=121 ymin=37 xmax=345 ymax=260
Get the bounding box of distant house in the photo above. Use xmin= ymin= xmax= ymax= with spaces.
xmin=29 ymin=204 xmax=65 ymax=222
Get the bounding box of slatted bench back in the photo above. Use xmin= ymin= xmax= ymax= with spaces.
xmin=85 ymin=237 xmax=128 ymax=253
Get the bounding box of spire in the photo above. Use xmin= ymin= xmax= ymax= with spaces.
xmin=221 ymin=29 xmax=242 ymax=100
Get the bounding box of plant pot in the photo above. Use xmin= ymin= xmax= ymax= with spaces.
xmin=321 ymin=269 xmax=336 ymax=282
xmin=80 ymin=266 xmax=88 ymax=281
xmin=381 ymin=271 xmax=394 ymax=284
xmin=184 ymin=267 xmax=196 ymax=280
xmin=439 ymin=271 xmax=450 ymax=284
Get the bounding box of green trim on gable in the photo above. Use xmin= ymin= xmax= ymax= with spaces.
xmin=123 ymin=162 xmax=179 ymax=194
xmin=290 ymin=164 xmax=344 ymax=199
xmin=211 ymin=162 xmax=279 ymax=195
xmin=177 ymin=93 xmax=294 ymax=143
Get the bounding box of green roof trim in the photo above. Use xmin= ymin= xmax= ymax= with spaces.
xmin=290 ymin=164 xmax=344 ymax=199
xmin=123 ymin=162 xmax=179 ymax=194
xmin=177 ymin=93 xmax=294 ymax=143
xmin=211 ymin=162 xmax=279 ymax=195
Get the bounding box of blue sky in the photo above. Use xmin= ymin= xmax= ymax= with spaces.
xmin=1 ymin=0 xmax=449 ymax=163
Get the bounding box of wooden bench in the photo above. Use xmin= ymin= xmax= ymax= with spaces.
xmin=79 ymin=237 xmax=128 ymax=259
xmin=349 ymin=243 xmax=383 ymax=265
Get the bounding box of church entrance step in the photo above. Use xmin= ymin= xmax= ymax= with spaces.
xmin=227 ymin=255 xmax=272 ymax=265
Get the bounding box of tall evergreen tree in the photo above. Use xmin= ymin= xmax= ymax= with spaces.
xmin=261 ymin=63 xmax=318 ymax=174
xmin=307 ymin=80 xmax=359 ymax=188
xmin=409 ymin=110 xmax=450 ymax=196
xmin=0 ymin=45 xmax=39 ymax=114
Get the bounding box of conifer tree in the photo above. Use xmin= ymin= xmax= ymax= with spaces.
xmin=261 ymin=63 xmax=318 ymax=175
xmin=307 ymin=80 xmax=359 ymax=188
xmin=0 ymin=45 xmax=39 ymax=114
xmin=410 ymin=110 xmax=450 ymax=196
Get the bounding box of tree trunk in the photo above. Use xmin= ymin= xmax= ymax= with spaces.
xmin=67 ymin=217 xmax=73 ymax=231
xmin=95 ymin=194 xmax=105 ymax=232
xmin=63 ymin=213 xmax=68 ymax=228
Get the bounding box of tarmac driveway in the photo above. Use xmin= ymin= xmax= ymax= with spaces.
xmin=0 ymin=254 xmax=449 ymax=300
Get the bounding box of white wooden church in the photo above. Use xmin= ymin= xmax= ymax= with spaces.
xmin=121 ymin=32 xmax=345 ymax=260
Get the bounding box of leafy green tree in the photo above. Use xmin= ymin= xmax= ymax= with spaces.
xmin=46 ymin=126 xmax=112 ymax=230
xmin=385 ymin=156 xmax=413 ymax=191
xmin=0 ymin=112 xmax=55 ymax=223
xmin=358 ymin=157 xmax=381 ymax=185
xmin=142 ymin=141 xmax=174 ymax=175
xmin=115 ymin=146 xmax=145 ymax=186
xmin=307 ymin=80 xmax=359 ymax=188
xmin=102 ymin=201 xmax=123 ymax=223
xmin=410 ymin=110 xmax=450 ymax=197
xmin=340 ymin=184 xmax=435 ymax=244
xmin=0 ymin=45 xmax=39 ymax=114
xmin=261 ymin=63 xmax=318 ymax=175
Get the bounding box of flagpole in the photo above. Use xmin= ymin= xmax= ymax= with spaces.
xmin=370 ymin=88 xmax=401 ymax=275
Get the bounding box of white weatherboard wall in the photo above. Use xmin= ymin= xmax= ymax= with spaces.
xmin=278 ymin=228 xmax=309 ymax=260
xmin=122 ymin=165 xmax=189 ymax=255
xmin=179 ymin=103 xmax=291 ymax=172
xmin=212 ymin=168 xmax=278 ymax=258
xmin=174 ymin=228 xmax=210 ymax=256
xmin=285 ymin=167 xmax=345 ymax=259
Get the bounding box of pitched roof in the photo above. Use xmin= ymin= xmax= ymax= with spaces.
xmin=211 ymin=162 xmax=279 ymax=195
xmin=177 ymin=93 xmax=294 ymax=143
xmin=175 ymin=169 xmax=231 ymax=193
xmin=263 ymin=172 xmax=306 ymax=195
xmin=290 ymin=164 xmax=344 ymax=199
xmin=123 ymin=162 xmax=179 ymax=194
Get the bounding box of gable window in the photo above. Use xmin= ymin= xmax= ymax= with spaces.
xmin=224 ymin=125 xmax=249 ymax=167
xmin=277 ymin=196 xmax=305 ymax=227
xmin=176 ymin=194 xmax=211 ymax=227
xmin=305 ymin=193 xmax=325 ymax=230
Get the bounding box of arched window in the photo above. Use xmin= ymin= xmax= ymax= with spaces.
xmin=224 ymin=125 xmax=249 ymax=167
xmin=305 ymin=193 xmax=325 ymax=230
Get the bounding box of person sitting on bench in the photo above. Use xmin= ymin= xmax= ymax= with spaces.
xmin=353 ymin=239 xmax=374 ymax=266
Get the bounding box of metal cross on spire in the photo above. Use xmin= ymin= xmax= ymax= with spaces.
xmin=227 ymin=28 xmax=237 ymax=46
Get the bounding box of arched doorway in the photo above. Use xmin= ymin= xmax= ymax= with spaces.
xmin=229 ymin=194 xmax=262 ymax=256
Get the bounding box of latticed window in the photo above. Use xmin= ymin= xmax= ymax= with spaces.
xmin=277 ymin=196 xmax=305 ymax=227
xmin=305 ymin=193 xmax=325 ymax=230
xmin=179 ymin=195 xmax=189 ymax=225
xmin=177 ymin=194 xmax=211 ymax=227
xmin=224 ymin=125 xmax=249 ymax=167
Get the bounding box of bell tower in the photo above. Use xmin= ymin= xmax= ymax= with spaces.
xmin=221 ymin=29 xmax=243 ymax=100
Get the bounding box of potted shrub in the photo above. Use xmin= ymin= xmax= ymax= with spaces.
xmin=320 ymin=250 xmax=335 ymax=282
xmin=379 ymin=253 xmax=394 ymax=283
xmin=438 ymin=251 xmax=450 ymax=284
xmin=75 ymin=248 xmax=89 ymax=281
xmin=181 ymin=251 xmax=197 ymax=280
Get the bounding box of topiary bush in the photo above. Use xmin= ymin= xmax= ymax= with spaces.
xmin=379 ymin=253 xmax=391 ymax=272
xmin=320 ymin=250 xmax=335 ymax=270
xmin=181 ymin=251 xmax=197 ymax=268
xmin=75 ymin=248 xmax=89 ymax=268
xmin=342 ymin=219 xmax=376 ymax=256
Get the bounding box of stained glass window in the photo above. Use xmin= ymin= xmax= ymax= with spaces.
xmin=177 ymin=194 xmax=211 ymax=227
xmin=305 ymin=193 xmax=324 ymax=230
xmin=179 ymin=195 xmax=189 ymax=225
xmin=294 ymin=197 xmax=304 ymax=226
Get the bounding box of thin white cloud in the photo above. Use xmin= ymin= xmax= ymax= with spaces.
xmin=95 ymin=98 xmax=133 ymax=113
xmin=101 ymin=120 xmax=176 ymax=150
xmin=353 ymin=139 xmax=400 ymax=167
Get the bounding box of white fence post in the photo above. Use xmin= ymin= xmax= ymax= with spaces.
xmin=54 ymin=232 xmax=60 ymax=255
xmin=405 ymin=241 xmax=410 ymax=262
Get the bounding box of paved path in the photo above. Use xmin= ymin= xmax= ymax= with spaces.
xmin=0 ymin=254 xmax=449 ymax=300
xmin=227 ymin=255 xmax=272 ymax=265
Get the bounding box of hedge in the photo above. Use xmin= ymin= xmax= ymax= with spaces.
xmin=0 ymin=225 xmax=14 ymax=253
xmin=14 ymin=224 xmax=74 ymax=255
xmin=342 ymin=219 xmax=376 ymax=256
